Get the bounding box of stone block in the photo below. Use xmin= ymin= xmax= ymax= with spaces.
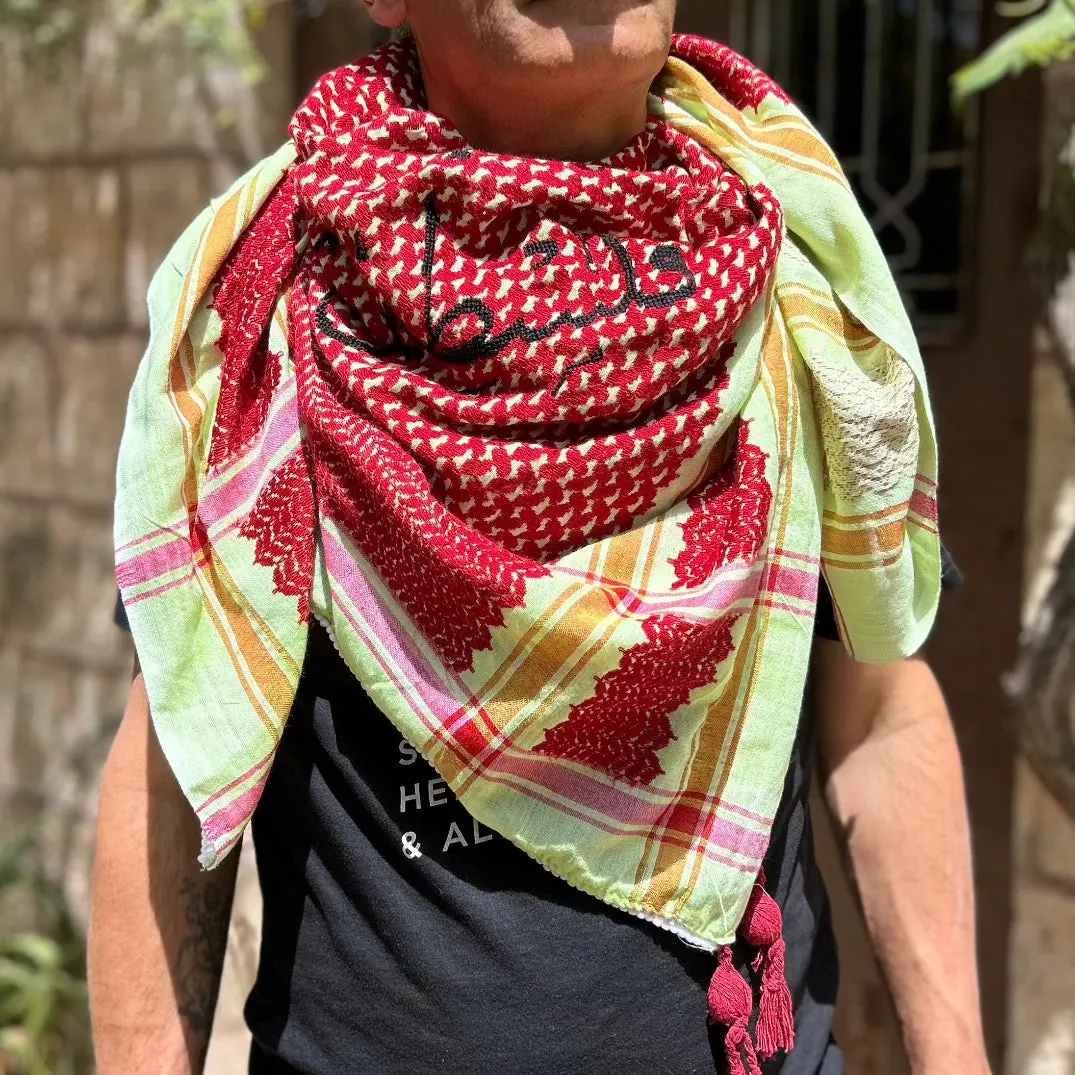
xmin=1008 ymin=880 xmax=1075 ymax=1075
xmin=0 ymin=499 xmax=52 ymax=643
xmin=55 ymin=334 xmax=142 ymax=504
xmin=0 ymin=336 xmax=56 ymax=497
xmin=42 ymin=508 xmax=129 ymax=663
xmin=85 ymin=28 xmax=210 ymax=156
xmin=0 ymin=646 xmax=21 ymax=794
xmin=0 ymin=167 xmax=123 ymax=328
xmin=0 ymin=39 xmax=83 ymax=159
xmin=255 ymin=1 xmax=296 ymax=142
xmin=7 ymin=653 xmax=79 ymax=795
xmin=125 ymin=158 xmax=208 ymax=328
xmin=0 ymin=499 xmax=126 ymax=664
xmin=50 ymin=168 xmax=125 ymax=326
xmin=1 ymin=650 xmax=126 ymax=927
xmin=0 ymin=168 xmax=50 ymax=324
xmin=1015 ymin=763 xmax=1075 ymax=888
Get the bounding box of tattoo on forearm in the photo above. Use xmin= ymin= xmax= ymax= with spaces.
xmin=175 ymin=876 xmax=232 ymax=1056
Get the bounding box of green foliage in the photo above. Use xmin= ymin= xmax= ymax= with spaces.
xmin=0 ymin=0 xmax=272 ymax=82
xmin=0 ymin=837 xmax=92 ymax=1075
xmin=953 ymin=0 xmax=1075 ymax=102
xmin=124 ymin=0 xmax=270 ymax=83
xmin=0 ymin=0 xmax=81 ymax=60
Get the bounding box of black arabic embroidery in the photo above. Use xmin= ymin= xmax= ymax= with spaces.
xmin=554 ymin=347 xmax=606 ymax=396
xmin=315 ymin=192 xmax=700 ymax=369
xmin=421 ymin=193 xmax=699 ymax=364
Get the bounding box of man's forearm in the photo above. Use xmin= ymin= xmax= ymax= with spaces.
xmin=89 ymin=676 xmax=239 ymax=1074
xmin=814 ymin=647 xmax=988 ymax=1074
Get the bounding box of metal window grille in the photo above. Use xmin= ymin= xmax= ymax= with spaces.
xmin=726 ymin=0 xmax=983 ymax=338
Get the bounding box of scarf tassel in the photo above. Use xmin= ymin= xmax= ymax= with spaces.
xmin=707 ymin=947 xmax=763 ymax=1075
xmin=707 ymin=873 xmax=795 ymax=1067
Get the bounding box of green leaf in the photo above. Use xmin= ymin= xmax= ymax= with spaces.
xmin=953 ymin=0 xmax=1075 ymax=102
xmin=0 ymin=934 xmax=62 ymax=968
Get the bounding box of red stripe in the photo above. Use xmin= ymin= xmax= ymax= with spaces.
xmin=909 ymin=488 xmax=938 ymax=522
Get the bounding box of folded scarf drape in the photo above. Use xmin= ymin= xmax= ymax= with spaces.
xmin=115 ymin=35 xmax=940 ymax=1067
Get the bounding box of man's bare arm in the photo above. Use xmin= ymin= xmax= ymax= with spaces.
xmin=812 ymin=641 xmax=989 ymax=1075
xmin=88 ymin=675 xmax=239 ymax=1074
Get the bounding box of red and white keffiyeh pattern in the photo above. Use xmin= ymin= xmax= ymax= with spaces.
xmin=211 ymin=41 xmax=782 ymax=676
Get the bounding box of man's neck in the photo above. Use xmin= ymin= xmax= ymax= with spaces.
xmin=421 ymin=71 xmax=651 ymax=162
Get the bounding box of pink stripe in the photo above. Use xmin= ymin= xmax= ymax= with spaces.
xmin=201 ymin=773 xmax=271 ymax=844
xmin=323 ymin=531 xmax=774 ymax=827
xmin=473 ymin=767 xmax=761 ymax=872
xmin=762 ymin=599 xmax=815 ymax=616
xmin=323 ymin=530 xmax=464 ymax=723
xmin=197 ymin=755 xmax=274 ymax=813
xmin=554 ymin=554 xmax=819 ymax=615
xmin=763 ymin=563 xmax=819 ymax=603
xmin=117 ymin=529 xmax=173 ymax=556
xmin=198 ymin=399 xmax=300 ymax=530
xmin=200 ymin=726 xmax=764 ymax=873
xmin=721 ymin=801 xmax=776 ymax=826
xmin=772 ymin=548 xmax=821 ymax=567
xmin=319 ymin=528 xmax=787 ymax=873
xmin=122 ymin=568 xmax=196 ymax=607
xmin=487 ymin=750 xmax=768 ymax=858
xmin=551 ymin=561 xmax=756 ymax=617
xmin=117 ymin=534 xmax=191 ymax=589
xmin=325 ymin=528 xmax=781 ymax=820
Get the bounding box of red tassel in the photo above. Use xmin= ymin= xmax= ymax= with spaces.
xmin=707 ymin=947 xmax=763 ymax=1075
xmin=739 ymin=875 xmax=796 ymax=1059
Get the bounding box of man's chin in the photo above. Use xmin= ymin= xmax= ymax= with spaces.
xmin=519 ymin=0 xmax=662 ymax=28
xmin=513 ymin=2 xmax=672 ymax=70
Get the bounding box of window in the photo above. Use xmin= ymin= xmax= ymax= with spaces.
xmin=726 ymin=0 xmax=983 ymax=337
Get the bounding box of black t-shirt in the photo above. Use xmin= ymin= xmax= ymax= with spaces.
xmin=118 ymin=558 xmax=956 ymax=1074
xmin=243 ymin=617 xmax=840 ymax=1075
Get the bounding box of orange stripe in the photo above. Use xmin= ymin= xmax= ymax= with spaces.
xmin=600 ymin=524 xmax=647 ymax=589
xmin=661 ymin=313 xmax=801 ymax=913
xmin=786 ymin=317 xmax=882 ymax=356
xmin=637 ymin=613 xmax=760 ymax=916
xmin=824 ymin=500 xmax=910 ymax=526
xmin=173 ymin=179 xmax=306 ymax=684
xmin=777 ymin=291 xmax=876 ymax=347
xmin=167 ymin=338 xmax=291 ymax=735
xmin=195 ymin=188 xmax=243 ymax=302
xmin=663 ymin=62 xmax=844 ymax=177
xmin=636 ymin=315 xmax=795 ymax=915
xmin=663 ymin=67 xmax=847 ymax=187
xmin=478 ymin=585 xmax=619 ymax=735
xmin=824 ymin=550 xmax=905 ymax=572
xmin=455 ymin=528 xmax=666 ymax=795
xmin=667 ymin=313 xmax=801 ymax=915
xmin=697 ymin=114 xmax=843 ymax=187
xmin=822 ymin=518 xmax=905 ymax=559
xmin=522 ymin=524 xmax=664 ymax=724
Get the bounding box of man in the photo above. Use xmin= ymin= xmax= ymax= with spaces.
xmin=89 ymin=2 xmax=988 ymax=1073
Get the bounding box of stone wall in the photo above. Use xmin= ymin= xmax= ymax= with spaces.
xmin=0 ymin=10 xmax=292 ymax=1067
xmin=1008 ymin=60 xmax=1075 ymax=1075
xmin=7 ymin=9 xmax=1075 ymax=1073
xmin=1009 ymin=328 xmax=1075 ymax=1075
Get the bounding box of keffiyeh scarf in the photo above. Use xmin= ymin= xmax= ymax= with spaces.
xmin=115 ymin=36 xmax=940 ymax=1069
